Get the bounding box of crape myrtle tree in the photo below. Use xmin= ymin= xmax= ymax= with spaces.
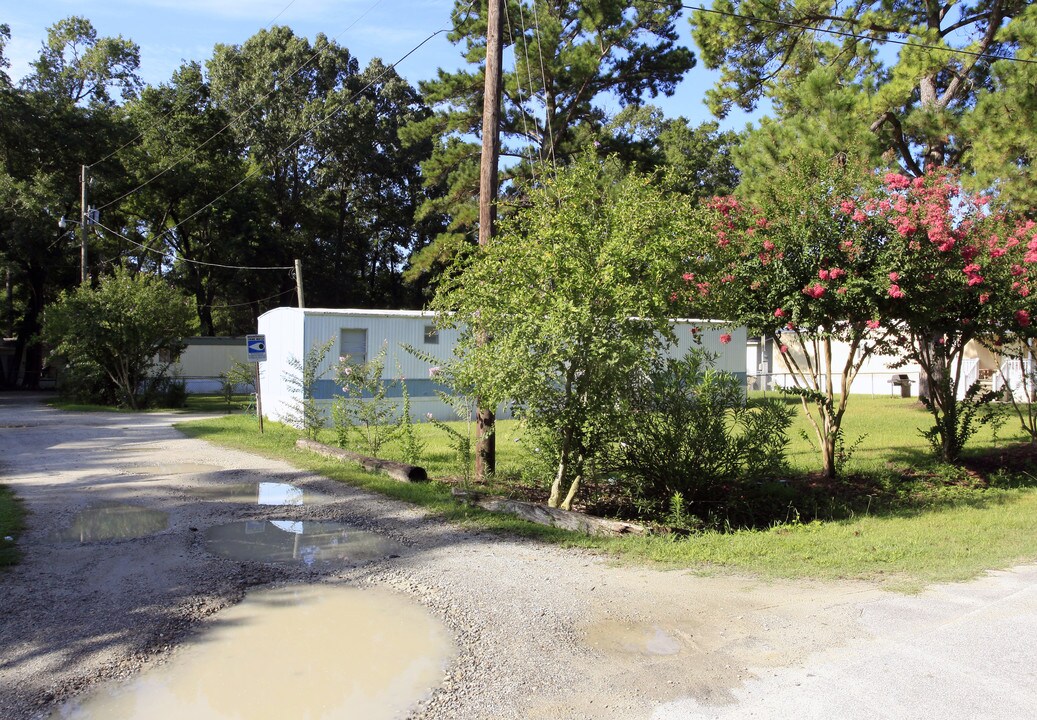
xmin=433 ymin=157 xmax=694 ymax=510
xmin=977 ymin=218 xmax=1037 ymax=444
xmin=404 ymin=0 xmax=695 ymax=280
xmin=692 ymin=151 xmax=889 ymax=479
xmin=860 ymin=170 xmax=1030 ymax=461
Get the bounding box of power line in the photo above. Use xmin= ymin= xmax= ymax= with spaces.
xmin=677 ymin=2 xmax=1037 ymax=66
xmin=91 ymin=0 xmax=379 ymax=170
xmin=93 ymin=0 xmax=388 ymax=209
xmin=94 ymin=5 xmax=475 ymax=259
xmin=92 ymin=221 xmax=293 ymax=270
xmin=202 ymin=287 xmax=297 ymax=310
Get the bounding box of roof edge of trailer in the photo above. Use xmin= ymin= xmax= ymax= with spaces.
xmin=259 ymin=307 xmax=736 ymax=326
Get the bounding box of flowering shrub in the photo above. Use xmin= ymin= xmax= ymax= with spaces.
xmin=857 ymin=170 xmax=1022 ymax=461
xmin=690 ymin=152 xmax=890 ymax=478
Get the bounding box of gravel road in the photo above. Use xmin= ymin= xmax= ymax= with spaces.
xmin=1 ymin=393 xmax=1035 ymax=720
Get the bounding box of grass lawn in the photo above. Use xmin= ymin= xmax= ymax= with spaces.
xmin=0 ymin=484 xmax=27 ymax=568
xmin=176 ymin=394 xmax=1037 ymax=590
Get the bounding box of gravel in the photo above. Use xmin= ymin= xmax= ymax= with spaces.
xmin=1 ymin=393 xmax=1035 ymax=720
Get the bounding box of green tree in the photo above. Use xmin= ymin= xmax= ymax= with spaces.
xmin=692 ymin=151 xmax=888 ymax=478
xmin=405 ymin=0 xmax=695 ymax=278
xmin=207 ymin=27 xmax=436 ymax=311
xmin=120 ymin=61 xmax=254 ymax=335
xmin=691 ymin=0 xmax=1028 ymax=180
xmin=965 ymin=5 xmax=1037 ymax=209
xmin=0 ymin=17 xmax=139 ymax=388
xmin=42 ymin=267 xmax=197 ymax=409
xmin=433 ymin=157 xmax=693 ymax=509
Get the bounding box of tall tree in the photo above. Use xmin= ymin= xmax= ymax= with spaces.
xmin=0 ymin=17 xmax=139 ymax=387
xmin=405 ymin=0 xmax=695 ymax=279
xmin=120 ymin=62 xmax=254 ymax=335
xmin=207 ymin=27 xmax=436 ymax=313
xmin=692 ymin=0 xmax=1028 ymax=181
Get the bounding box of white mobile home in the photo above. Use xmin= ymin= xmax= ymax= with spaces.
xmin=257 ymin=307 xmax=747 ymax=423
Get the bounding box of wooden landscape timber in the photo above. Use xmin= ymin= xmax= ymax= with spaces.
xmin=453 ymin=489 xmax=647 ymax=537
xmin=296 ymin=439 xmax=428 ymax=483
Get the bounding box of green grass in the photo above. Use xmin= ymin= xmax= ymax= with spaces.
xmin=0 ymin=485 xmax=27 ymax=568
xmin=175 ymin=397 xmax=1037 ymax=590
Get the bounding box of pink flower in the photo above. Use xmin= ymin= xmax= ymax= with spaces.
xmin=429 ymin=366 xmax=442 ymax=378
xmin=719 ymin=333 xmax=732 ymax=344
xmin=779 ymin=344 xmax=788 ymax=354
xmin=852 ymin=210 xmax=867 ymax=222
xmin=682 ymin=272 xmax=694 ymax=282
xmin=836 ymin=287 xmax=847 ymax=294
xmin=866 ymin=319 xmax=880 ymax=330
xmin=889 ymin=284 xmax=905 ymax=299
xmin=774 ymin=308 xmax=785 ymax=318
xmin=828 ymin=268 xmax=846 ymax=280
xmin=818 ymin=268 xmax=831 ymax=281
xmin=979 ymin=294 xmax=990 ymax=305
xmin=889 ymin=271 xmax=900 ymax=282
xmin=762 ymin=240 xmax=775 ymax=251
xmin=802 ymin=283 xmax=825 ymax=299
xmin=884 ymin=173 xmax=911 ymax=189
xmin=1017 ymin=310 xmax=1031 ymax=328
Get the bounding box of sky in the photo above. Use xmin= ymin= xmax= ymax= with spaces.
xmin=4 ymin=0 xmax=766 ymax=134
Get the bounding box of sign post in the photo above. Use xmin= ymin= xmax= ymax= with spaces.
xmin=246 ymin=334 xmax=267 ymax=433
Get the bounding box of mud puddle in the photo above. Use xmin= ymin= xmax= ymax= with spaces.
xmin=585 ymin=621 xmax=686 ymax=656
xmin=189 ymin=481 xmax=324 ymax=506
xmin=51 ymin=584 xmax=456 ymax=720
xmin=204 ymin=520 xmax=403 ymax=565
xmin=52 ymin=504 xmax=169 ymax=543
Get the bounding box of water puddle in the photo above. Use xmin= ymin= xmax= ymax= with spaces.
xmin=204 ymin=521 xmax=403 ymax=565
xmin=51 ymin=584 xmax=456 ymax=720
xmin=53 ymin=504 xmax=169 ymax=543
xmin=584 ymin=621 xmax=684 ymax=656
xmin=189 ymin=481 xmax=323 ymax=506
xmin=130 ymin=463 xmax=220 ymax=476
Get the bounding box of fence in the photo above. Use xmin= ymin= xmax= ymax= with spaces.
xmin=747 ymin=371 xmax=923 ymax=397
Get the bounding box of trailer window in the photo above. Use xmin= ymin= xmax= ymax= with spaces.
xmin=423 ymin=325 xmax=439 ymax=345
xmin=340 ymin=328 xmax=368 ymax=365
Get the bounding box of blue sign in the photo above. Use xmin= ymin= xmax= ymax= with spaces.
xmin=246 ymin=334 xmax=267 ymax=362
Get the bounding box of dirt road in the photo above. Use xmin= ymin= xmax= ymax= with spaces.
xmin=1 ymin=394 xmax=1034 ymax=719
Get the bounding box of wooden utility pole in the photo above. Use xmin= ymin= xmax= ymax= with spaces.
xmin=294 ymin=258 xmax=305 ymax=308
xmin=80 ymin=165 xmax=89 ymax=284
xmin=475 ymin=0 xmax=504 ymax=481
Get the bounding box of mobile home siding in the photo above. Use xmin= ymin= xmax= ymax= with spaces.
xmin=257 ymin=308 xmax=747 ymax=424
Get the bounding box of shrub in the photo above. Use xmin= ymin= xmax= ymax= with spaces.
xmin=614 ymin=349 xmax=793 ymax=523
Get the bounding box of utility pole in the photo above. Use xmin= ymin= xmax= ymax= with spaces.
xmin=475 ymin=0 xmax=504 ymax=481
xmin=80 ymin=165 xmax=89 ymax=284
xmin=294 ymin=258 xmax=305 ymax=308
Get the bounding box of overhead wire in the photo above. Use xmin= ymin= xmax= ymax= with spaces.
xmin=92 ymin=2 xmax=476 ymax=273
xmin=529 ymin=0 xmax=557 ymax=170
xmin=502 ymin=0 xmax=541 ymax=178
xmin=92 ymin=221 xmax=293 ymax=270
xmin=93 ymin=0 xmax=388 ymax=210
xmin=90 ymin=0 xmax=374 ymax=171
xmin=672 ymin=2 xmax=1037 ymax=66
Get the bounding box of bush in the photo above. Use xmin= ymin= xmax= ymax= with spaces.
xmin=614 ymin=349 xmax=793 ymax=523
xmin=43 ymin=267 xmax=197 ymax=409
